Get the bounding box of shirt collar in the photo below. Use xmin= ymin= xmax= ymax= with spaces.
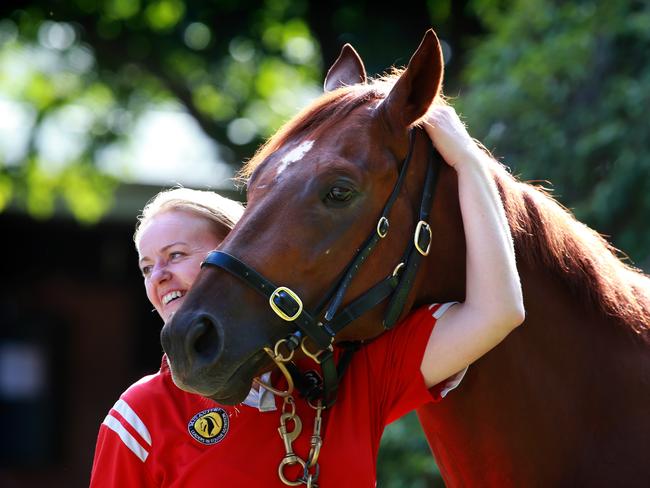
xmin=241 ymin=372 xmax=277 ymax=412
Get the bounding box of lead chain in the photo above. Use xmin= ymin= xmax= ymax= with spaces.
xmin=277 ymin=396 xmax=324 ymax=487
xmin=263 ymin=340 xmax=326 ymax=488
xmin=298 ymin=399 xmax=323 ymax=488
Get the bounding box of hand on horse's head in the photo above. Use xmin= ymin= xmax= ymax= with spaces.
xmin=423 ymin=105 xmax=488 ymax=171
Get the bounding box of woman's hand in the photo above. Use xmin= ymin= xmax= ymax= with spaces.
xmin=422 ymin=105 xmax=486 ymax=171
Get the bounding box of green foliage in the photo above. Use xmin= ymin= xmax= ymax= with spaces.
xmin=378 ymin=412 xmax=445 ymax=487
xmin=0 ymin=0 xmax=322 ymax=222
xmin=459 ymin=0 xmax=650 ymax=268
xmin=0 ymin=0 xmax=452 ymax=223
xmin=144 ymin=0 xmax=186 ymax=31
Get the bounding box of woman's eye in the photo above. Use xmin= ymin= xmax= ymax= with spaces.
xmin=325 ymin=186 xmax=355 ymax=204
xmin=141 ymin=265 xmax=152 ymax=276
xmin=170 ymin=252 xmax=184 ymax=260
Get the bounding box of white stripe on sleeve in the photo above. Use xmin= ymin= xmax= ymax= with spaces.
xmin=439 ymin=367 xmax=468 ymax=398
xmin=113 ymin=399 xmax=152 ymax=446
xmin=102 ymin=414 xmax=149 ymax=462
xmin=431 ymin=301 xmax=458 ymax=319
xmin=428 ymin=301 xmax=465 ymax=397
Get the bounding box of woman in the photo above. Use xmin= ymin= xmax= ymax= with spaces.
xmin=89 ymin=106 xmax=524 ymax=487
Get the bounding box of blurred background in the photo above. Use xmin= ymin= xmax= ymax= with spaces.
xmin=1 ymin=0 xmax=648 ymax=486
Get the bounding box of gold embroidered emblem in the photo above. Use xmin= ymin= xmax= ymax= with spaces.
xmin=188 ymin=408 xmax=229 ymax=445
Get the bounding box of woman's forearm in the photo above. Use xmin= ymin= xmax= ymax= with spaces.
xmin=456 ymin=153 xmax=524 ymax=328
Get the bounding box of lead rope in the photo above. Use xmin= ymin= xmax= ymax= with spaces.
xmin=254 ymin=345 xmax=324 ymax=488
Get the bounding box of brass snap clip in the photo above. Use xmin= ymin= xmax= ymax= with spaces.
xmin=278 ymin=401 xmax=306 ymax=486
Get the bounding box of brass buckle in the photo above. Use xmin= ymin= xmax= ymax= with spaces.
xmin=270 ymin=286 xmax=303 ymax=321
xmin=376 ymin=216 xmax=389 ymax=238
xmin=414 ymin=220 xmax=432 ymax=256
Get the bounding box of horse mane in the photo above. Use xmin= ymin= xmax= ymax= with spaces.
xmin=240 ymin=69 xmax=424 ymax=181
xmin=240 ymin=69 xmax=650 ymax=335
xmin=492 ymin=163 xmax=650 ymax=335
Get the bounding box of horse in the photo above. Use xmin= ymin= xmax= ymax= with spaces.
xmin=161 ymin=29 xmax=650 ymax=486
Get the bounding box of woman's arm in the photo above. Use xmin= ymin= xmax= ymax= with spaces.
xmin=420 ymin=106 xmax=525 ymax=388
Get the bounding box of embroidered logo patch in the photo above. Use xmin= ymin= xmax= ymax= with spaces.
xmin=188 ymin=408 xmax=229 ymax=445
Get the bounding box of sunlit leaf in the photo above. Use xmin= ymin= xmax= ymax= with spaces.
xmin=192 ymin=85 xmax=236 ymax=121
xmin=25 ymin=160 xmax=57 ymax=218
xmin=144 ymin=0 xmax=186 ymax=31
xmin=60 ymin=164 xmax=116 ymax=223
xmin=23 ymin=73 xmax=57 ymax=109
xmin=104 ymin=0 xmax=141 ymax=20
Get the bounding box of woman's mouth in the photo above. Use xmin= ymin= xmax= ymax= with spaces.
xmin=162 ymin=290 xmax=185 ymax=305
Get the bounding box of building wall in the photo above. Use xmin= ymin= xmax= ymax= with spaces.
xmin=0 ymin=212 xmax=162 ymax=487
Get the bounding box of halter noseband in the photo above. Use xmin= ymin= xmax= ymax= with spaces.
xmin=201 ymin=128 xmax=443 ymax=407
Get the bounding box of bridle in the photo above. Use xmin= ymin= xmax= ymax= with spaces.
xmin=201 ymin=128 xmax=443 ymax=408
xmin=201 ymin=127 xmax=442 ymax=487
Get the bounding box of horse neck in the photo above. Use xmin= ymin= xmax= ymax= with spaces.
xmin=417 ymin=165 xmax=650 ymax=485
xmin=418 ymin=234 xmax=650 ymax=487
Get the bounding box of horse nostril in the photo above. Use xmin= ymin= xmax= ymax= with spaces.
xmin=189 ymin=317 xmax=220 ymax=361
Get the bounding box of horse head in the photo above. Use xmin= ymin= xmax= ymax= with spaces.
xmin=161 ymin=30 xmax=466 ymax=404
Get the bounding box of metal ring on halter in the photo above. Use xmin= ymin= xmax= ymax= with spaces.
xmin=279 ymin=456 xmax=307 ymax=486
xmin=392 ymin=262 xmax=405 ymax=277
xmin=376 ymin=216 xmax=389 ymax=238
xmin=300 ymin=336 xmax=333 ymax=364
xmin=307 ymin=397 xmax=325 ymax=410
xmin=414 ymin=220 xmax=432 ymax=256
xmin=253 ymin=375 xmax=293 ymax=398
xmin=254 ymin=346 xmax=295 ymax=397
xmin=281 ymin=396 xmax=297 ymax=417
xmin=274 ymin=338 xmax=296 ymax=362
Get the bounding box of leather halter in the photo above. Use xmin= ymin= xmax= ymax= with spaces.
xmin=201 ymin=128 xmax=443 ymax=407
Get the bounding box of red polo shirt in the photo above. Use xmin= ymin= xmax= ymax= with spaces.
xmin=90 ymin=303 xmax=458 ymax=487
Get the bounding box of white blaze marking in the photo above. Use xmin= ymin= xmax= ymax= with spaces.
xmin=276 ymin=140 xmax=314 ymax=176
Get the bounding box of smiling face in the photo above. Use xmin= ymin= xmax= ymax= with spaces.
xmin=137 ymin=210 xmax=227 ymax=322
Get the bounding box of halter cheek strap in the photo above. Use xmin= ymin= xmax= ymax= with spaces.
xmin=383 ymin=146 xmax=441 ymax=327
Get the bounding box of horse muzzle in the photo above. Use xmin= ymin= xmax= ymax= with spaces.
xmin=161 ymin=312 xmax=273 ymax=404
xmin=161 ymin=313 xmax=228 ymax=392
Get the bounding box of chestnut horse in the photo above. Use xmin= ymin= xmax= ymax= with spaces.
xmin=161 ymin=30 xmax=650 ymax=486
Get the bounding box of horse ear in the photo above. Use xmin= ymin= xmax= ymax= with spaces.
xmin=324 ymin=44 xmax=367 ymax=92
xmin=379 ymin=29 xmax=444 ymax=132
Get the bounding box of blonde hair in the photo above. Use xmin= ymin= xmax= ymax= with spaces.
xmin=134 ymin=187 xmax=244 ymax=247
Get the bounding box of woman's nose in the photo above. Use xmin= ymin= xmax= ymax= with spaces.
xmin=151 ymin=263 xmax=171 ymax=283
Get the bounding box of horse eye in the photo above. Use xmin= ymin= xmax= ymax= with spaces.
xmin=325 ymin=186 xmax=354 ymax=204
